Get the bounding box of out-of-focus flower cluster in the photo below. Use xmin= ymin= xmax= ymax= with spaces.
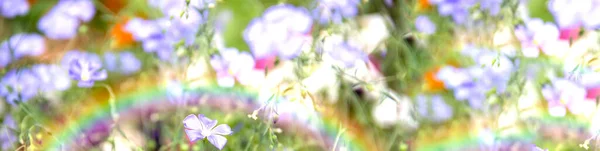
xmin=3 ymin=0 xmax=600 ymax=150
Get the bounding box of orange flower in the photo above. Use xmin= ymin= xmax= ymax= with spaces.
xmin=423 ymin=61 xmax=460 ymax=92
xmin=110 ymin=17 xmax=135 ymax=49
xmin=423 ymin=67 xmax=445 ymax=92
xmin=416 ymin=0 xmax=432 ymax=11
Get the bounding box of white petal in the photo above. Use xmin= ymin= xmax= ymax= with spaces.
xmin=198 ymin=114 xmax=218 ymax=130
xmin=183 ymin=114 xmax=202 ymax=129
xmin=217 ymin=76 xmax=235 ymax=88
xmin=184 ymin=129 xmax=205 ymax=142
xmin=211 ymin=124 xmax=233 ymax=135
xmin=207 ymin=135 xmax=228 ymax=150
xmin=548 ymin=106 xmax=567 ymax=117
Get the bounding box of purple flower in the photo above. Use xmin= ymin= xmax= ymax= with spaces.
xmin=119 ymin=52 xmax=141 ymax=74
xmin=210 ymin=48 xmax=261 ymax=87
xmin=480 ymin=0 xmax=502 ymax=16
xmin=68 ymin=55 xmax=107 ymax=88
xmin=124 ymin=17 xmax=190 ymax=62
xmin=416 ymin=95 xmax=453 ymax=122
xmin=548 ymin=0 xmax=588 ymax=28
xmin=541 ymin=78 xmax=588 ymax=117
xmin=61 ymin=51 xmax=102 ymax=69
xmin=430 ymin=0 xmax=476 ymax=24
xmin=0 ymin=0 xmax=30 ymax=18
xmin=436 ymin=67 xmax=485 ymax=108
xmin=149 ymin=0 xmax=212 ymax=19
xmin=103 ymin=52 xmax=118 ymax=72
xmin=147 ymin=0 xmax=209 ymax=45
xmin=183 ymin=114 xmax=233 ymax=150
xmin=243 ymin=5 xmax=313 ymax=60
xmin=0 ymin=48 xmax=9 ymax=67
xmin=435 ymin=48 xmax=515 ymax=109
xmin=547 ymin=0 xmax=600 ymax=29
xmin=52 ymin=0 xmax=96 ymax=22
xmin=76 ymin=120 xmax=111 ymax=148
xmin=322 ymin=35 xmax=367 ymax=67
xmin=1 ymin=33 xmax=46 ymax=59
xmin=415 ymin=15 xmax=436 ymax=34
xmin=1 ymin=115 xmax=16 ymax=150
xmin=124 ymin=18 xmax=163 ymax=41
xmin=38 ymin=11 xmax=80 ymax=40
xmin=31 ymin=64 xmax=72 ymax=92
xmin=0 ymin=69 xmax=40 ymax=105
xmin=313 ymin=0 xmax=360 ymax=24
xmin=37 ymin=0 xmax=96 ymax=40
xmin=514 ymin=18 xmax=569 ymax=58
xmin=103 ymin=52 xmax=141 ymax=75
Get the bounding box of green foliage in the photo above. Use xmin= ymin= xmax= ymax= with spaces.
xmin=527 ymin=0 xmax=555 ymax=23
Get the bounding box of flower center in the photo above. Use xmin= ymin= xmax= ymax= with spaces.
xmin=201 ymin=129 xmax=211 ymax=137
xmin=80 ymin=63 xmax=91 ymax=81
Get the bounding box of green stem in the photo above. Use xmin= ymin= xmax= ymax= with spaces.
xmin=332 ymin=124 xmax=346 ymax=151
xmin=96 ymin=84 xmax=119 ymax=122
xmin=385 ymin=126 xmax=402 ymax=151
xmin=243 ymin=135 xmax=255 ymax=151
xmin=95 ymin=83 xmax=119 ymax=150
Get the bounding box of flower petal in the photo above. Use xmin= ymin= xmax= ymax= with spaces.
xmin=217 ymin=76 xmax=235 ymax=88
xmin=91 ymin=69 xmax=108 ymax=81
xmin=77 ymin=81 xmax=94 ymax=88
xmin=197 ymin=114 xmax=218 ymax=130
xmin=211 ymin=124 xmax=233 ymax=136
xmin=207 ymin=135 xmax=227 ymax=150
xmin=184 ymin=129 xmax=205 ymax=142
xmin=183 ymin=114 xmax=203 ymax=129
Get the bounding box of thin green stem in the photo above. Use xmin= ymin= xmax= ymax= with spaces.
xmin=96 ymin=84 xmax=119 ymax=122
xmin=94 ymin=83 xmax=119 ymax=150
xmin=332 ymin=124 xmax=346 ymax=151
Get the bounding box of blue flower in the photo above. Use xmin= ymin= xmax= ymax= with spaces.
xmin=1 ymin=33 xmax=46 ymax=59
xmin=183 ymin=114 xmax=233 ymax=150
xmin=0 ymin=0 xmax=30 ymax=18
xmin=436 ymin=47 xmax=515 ymax=109
xmin=415 ymin=15 xmax=436 ymax=34
xmin=0 ymin=48 xmax=9 ymax=67
xmin=103 ymin=52 xmax=118 ymax=72
xmin=123 ymin=18 xmax=163 ymax=41
xmin=37 ymin=0 xmax=96 ymax=40
xmin=67 ymin=53 xmax=107 ymax=88
xmin=31 ymin=64 xmax=72 ymax=92
xmin=322 ymin=35 xmax=367 ymax=68
xmin=243 ymin=5 xmax=313 ymax=60
xmin=37 ymin=11 xmax=80 ymax=40
xmin=147 ymin=0 xmax=210 ymax=45
xmin=103 ymin=51 xmax=141 ymax=75
xmin=0 ymin=69 xmax=40 ymax=105
xmin=52 ymin=0 xmax=96 ymax=22
xmin=430 ymin=0 xmax=476 ymax=24
xmin=416 ymin=95 xmax=453 ymax=122
xmin=479 ymin=0 xmax=502 ymax=16
xmin=124 ymin=17 xmax=197 ymax=62
xmin=1 ymin=115 xmax=16 ymax=150
xmin=149 ymin=0 xmax=212 ymax=20
xmin=61 ymin=50 xmax=102 ymax=69
xmin=548 ymin=0 xmax=600 ymax=29
xmin=313 ymin=0 xmax=360 ymax=24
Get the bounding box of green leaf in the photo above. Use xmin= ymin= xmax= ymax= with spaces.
xmin=528 ymin=0 xmax=555 ymax=23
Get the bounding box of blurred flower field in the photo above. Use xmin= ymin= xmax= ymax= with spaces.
xmin=2 ymin=0 xmax=600 ymax=150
